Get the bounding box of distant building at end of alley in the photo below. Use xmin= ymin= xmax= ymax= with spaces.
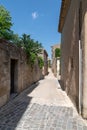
xmin=39 ymin=49 xmax=48 ymax=76
xmin=51 ymin=44 xmax=60 ymax=79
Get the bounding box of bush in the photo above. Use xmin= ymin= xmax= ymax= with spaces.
xmin=38 ymin=56 xmax=44 ymax=69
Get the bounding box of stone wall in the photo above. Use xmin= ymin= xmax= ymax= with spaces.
xmin=60 ymin=0 xmax=79 ymax=108
xmin=52 ymin=58 xmax=57 ymax=77
xmin=51 ymin=44 xmax=60 ymax=77
xmin=43 ymin=50 xmax=48 ymax=75
xmin=0 ymin=39 xmax=43 ymax=107
xmin=81 ymin=0 xmax=87 ymax=118
xmin=39 ymin=49 xmax=48 ymax=76
xmin=59 ymin=0 xmax=87 ymax=118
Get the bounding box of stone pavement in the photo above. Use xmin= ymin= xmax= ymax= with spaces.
xmin=0 ymin=69 xmax=87 ymax=130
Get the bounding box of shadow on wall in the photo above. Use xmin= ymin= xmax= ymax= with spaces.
xmin=0 ymin=82 xmax=40 ymax=129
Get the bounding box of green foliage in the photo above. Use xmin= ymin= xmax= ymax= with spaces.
xmin=11 ymin=33 xmax=20 ymax=44
xmin=55 ymin=48 xmax=61 ymax=58
xmin=0 ymin=5 xmax=44 ymax=67
xmin=30 ymin=53 xmax=36 ymax=65
xmin=20 ymin=34 xmax=43 ymax=65
xmin=38 ymin=56 xmax=44 ymax=69
xmin=0 ymin=5 xmax=12 ymax=39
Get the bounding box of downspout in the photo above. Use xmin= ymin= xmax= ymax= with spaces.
xmin=79 ymin=0 xmax=83 ymax=115
xmin=79 ymin=40 xmax=82 ymax=115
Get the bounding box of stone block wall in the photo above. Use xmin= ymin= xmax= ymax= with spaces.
xmin=43 ymin=50 xmax=48 ymax=75
xmin=60 ymin=0 xmax=79 ymax=108
xmin=0 ymin=39 xmax=43 ymax=107
xmin=51 ymin=44 xmax=60 ymax=77
xmin=81 ymin=0 xmax=87 ymax=118
xmin=39 ymin=49 xmax=48 ymax=76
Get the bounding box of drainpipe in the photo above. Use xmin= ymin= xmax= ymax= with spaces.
xmin=82 ymin=11 xmax=87 ymax=118
xmin=79 ymin=40 xmax=82 ymax=115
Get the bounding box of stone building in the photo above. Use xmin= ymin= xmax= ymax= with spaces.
xmin=40 ymin=49 xmax=48 ymax=76
xmin=51 ymin=44 xmax=60 ymax=78
xmin=58 ymin=0 xmax=87 ymax=118
xmin=48 ymin=57 xmax=51 ymax=68
xmin=0 ymin=39 xmax=43 ymax=107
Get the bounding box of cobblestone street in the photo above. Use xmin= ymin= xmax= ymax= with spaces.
xmin=0 ymin=69 xmax=87 ymax=130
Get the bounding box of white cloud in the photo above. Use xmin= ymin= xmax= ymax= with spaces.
xmin=32 ymin=12 xmax=38 ymax=19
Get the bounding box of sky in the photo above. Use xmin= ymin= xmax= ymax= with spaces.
xmin=0 ymin=0 xmax=61 ymax=58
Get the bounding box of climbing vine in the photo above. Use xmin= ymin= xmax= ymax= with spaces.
xmin=38 ymin=56 xmax=44 ymax=69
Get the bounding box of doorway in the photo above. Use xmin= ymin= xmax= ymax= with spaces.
xmin=10 ymin=59 xmax=18 ymax=94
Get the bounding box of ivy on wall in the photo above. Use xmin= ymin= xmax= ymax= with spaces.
xmin=38 ymin=56 xmax=44 ymax=69
xmin=0 ymin=5 xmax=44 ymax=69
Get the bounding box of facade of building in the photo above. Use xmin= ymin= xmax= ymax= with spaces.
xmin=43 ymin=50 xmax=48 ymax=75
xmin=0 ymin=39 xmax=43 ymax=107
xmin=58 ymin=0 xmax=87 ymax=118
xmin=39 ymin=49 xmax=48 ymax=76
xmin=51 ymin=44 xmax=60 ymax=78
xmin=48 ymin=57 xmax=51 ymax=68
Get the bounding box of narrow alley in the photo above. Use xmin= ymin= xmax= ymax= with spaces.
xmin=0 ymin=69 xmax=87 ymax=130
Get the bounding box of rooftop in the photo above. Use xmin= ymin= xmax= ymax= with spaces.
xmin=58 ymin=0 xmax=71 ymax=33
xmin=51 ymin=44 xmax=60 ymax=49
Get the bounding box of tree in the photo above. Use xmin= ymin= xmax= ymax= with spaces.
xmin=20 ymin=33 xmax=30 ymax=45
xmin=11 ymin=33 xmax=20 ymax=44
xmin=55 ymin=48 xmax=61 ymax=58
xmin=0 ymin=5 xmax=44 ymax=68
xmin=10 ymin=33 xmax=22 ymax=47
xmin=0 ymin=5 xmax=12 ymax=40
xmin=20 ymin=34 xmax=43 ymax=65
